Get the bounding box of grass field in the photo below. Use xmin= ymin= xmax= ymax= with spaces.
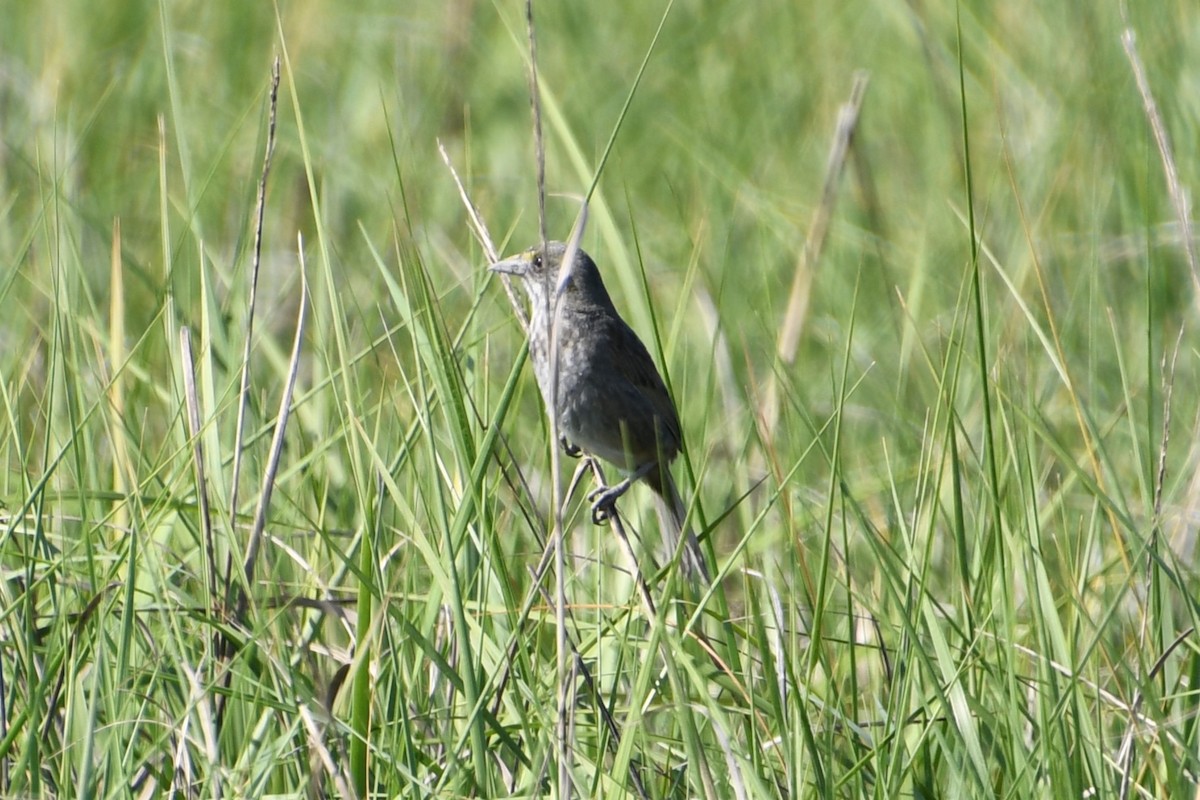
xmin=2 ymin=1 xmax=1199 ymax=797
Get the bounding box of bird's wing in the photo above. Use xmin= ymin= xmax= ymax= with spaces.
xmin=608 ymin=319 xmax=683 ymax=455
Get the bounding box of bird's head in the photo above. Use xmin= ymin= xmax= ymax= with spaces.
xmin=489 ymin=241 xmax=615 ymax=313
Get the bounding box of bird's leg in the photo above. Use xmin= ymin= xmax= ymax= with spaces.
xmin=588 ymin=460 xmax=657 ymax=525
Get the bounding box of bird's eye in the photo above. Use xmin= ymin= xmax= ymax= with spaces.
xmin=532 ymin=255 xmax=543 ymax=268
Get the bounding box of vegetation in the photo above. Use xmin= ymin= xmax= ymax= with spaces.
xmin=1 ymin=1 xmax=1197 ymax=796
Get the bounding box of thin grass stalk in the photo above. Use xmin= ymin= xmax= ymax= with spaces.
xmin=179 ymin=328 xmax=216 ymax=616
xmin=520 ymin=3 xmax=572 ymax=792
xmin=227 ymin=57 xmax=280 ymax=613
xmin=955 ymin=3 xmax=1003 ymax=574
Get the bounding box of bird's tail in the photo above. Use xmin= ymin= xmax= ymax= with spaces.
xmin=647 ymin=468 xmax=710 ymax=583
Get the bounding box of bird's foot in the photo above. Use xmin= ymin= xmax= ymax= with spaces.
xmin=588 ymin=479 xmax=633 ymax=525
xmin=560 ymin=437 xmax=582 ymax=458
xmin=587 ymin=461 xmax=662 ymax=524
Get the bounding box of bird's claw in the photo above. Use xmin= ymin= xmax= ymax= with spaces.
xmin=590 ymin=502 xmax=613 ymax=525
xmin=560 ymin=438 xmax=582 ymax=458
xmin=587 ymin=483 xmax=629 ymax=525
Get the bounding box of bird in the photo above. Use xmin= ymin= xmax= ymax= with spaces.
xmin=490 ymin=240 xmax=709 ymax=582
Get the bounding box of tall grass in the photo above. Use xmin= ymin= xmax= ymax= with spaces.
xmin=1 ymin=1 xmax=1197 ymax=797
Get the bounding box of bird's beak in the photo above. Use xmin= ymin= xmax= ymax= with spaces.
xmin=488 ymin=253 xmax=530 ymax=276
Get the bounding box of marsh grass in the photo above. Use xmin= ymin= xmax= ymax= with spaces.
xmin=1 ymin=1 xmax=1198 ymax=797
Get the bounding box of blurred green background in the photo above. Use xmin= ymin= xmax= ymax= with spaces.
xmin=2 ymin=0 xmax=1198 ymax=796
